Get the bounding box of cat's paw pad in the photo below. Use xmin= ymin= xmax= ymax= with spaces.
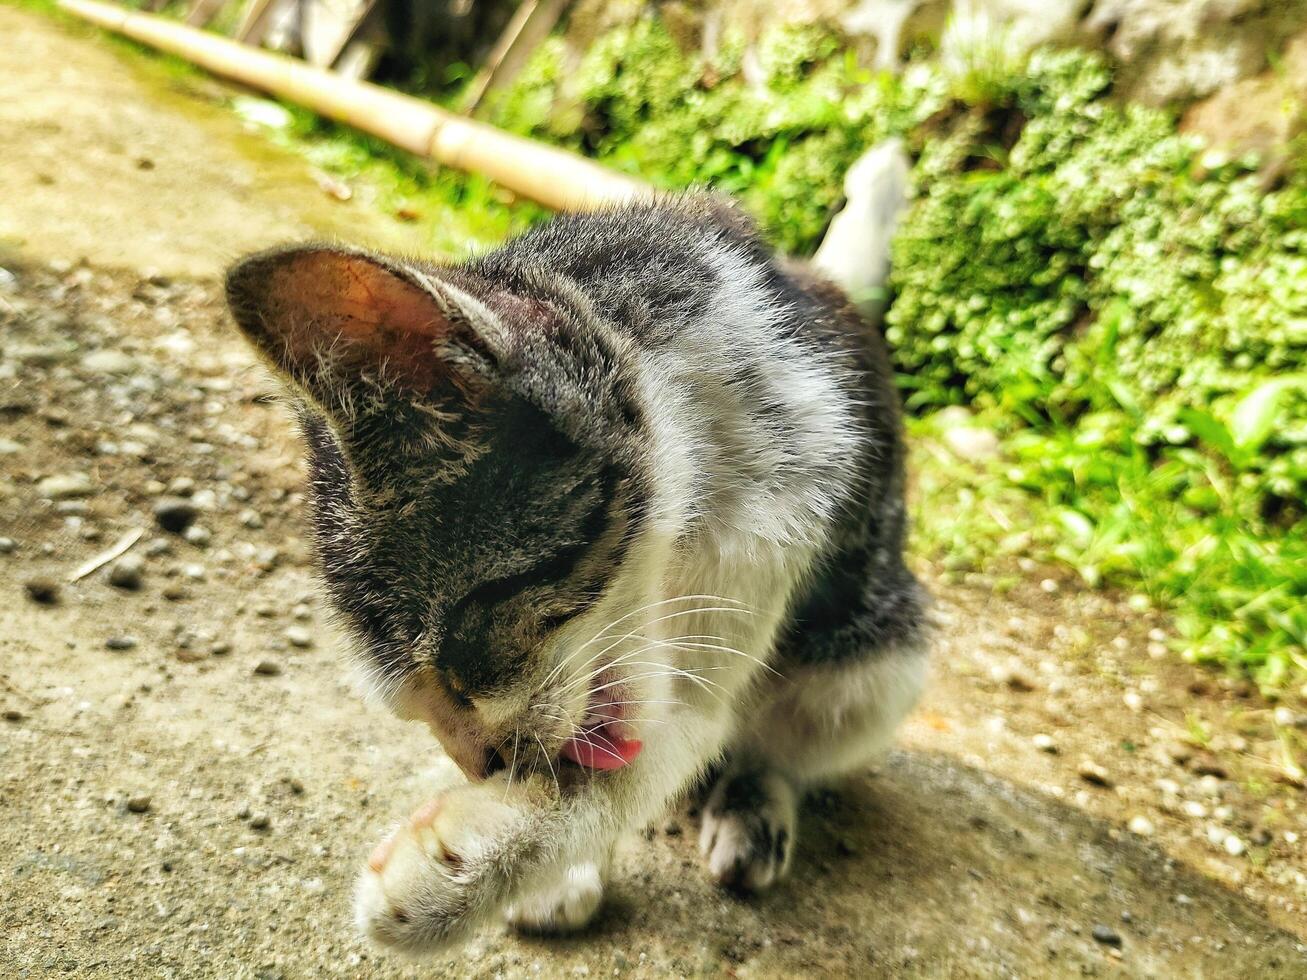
xmin=506 ymin=861 xmax=605 ymax=934
xmin=354 ymin=786 xmax=527 ymax=953
xmin=699 ymin=768 xmax=796 ymax=893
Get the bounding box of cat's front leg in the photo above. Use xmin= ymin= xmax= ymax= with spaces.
xmin=505 ymin=856 xmax=609 ymax=934
xmin=356 ymin=706 xmax=734 ymax=954
xmin=355 ymin=777 xmax=556 ymax=954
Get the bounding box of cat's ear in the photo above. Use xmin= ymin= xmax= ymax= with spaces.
xmin=224 ymin=244 xmax=503 ymax=408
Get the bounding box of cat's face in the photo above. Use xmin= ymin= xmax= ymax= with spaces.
xmin=227 ymin=245 xmax=657 ymax=782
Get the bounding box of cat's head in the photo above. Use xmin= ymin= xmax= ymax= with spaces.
xmin=226 ymin=243 xmax=667 ymax=782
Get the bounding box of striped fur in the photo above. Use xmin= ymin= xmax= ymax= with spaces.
xmin=225 ymin=195 xmax=928 ymax=954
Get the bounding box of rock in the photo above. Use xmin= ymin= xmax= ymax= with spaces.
xmin=285 ymin=626 xmax=312 ymax=649
xmin=153 ymin=497 xmax=198 ymax=533
xmin=3 ymin=708 xmax=24 ymax=722
xmin=126 ymin=795 xmax=152 ymax=814
xmin=80 ymin=349 xmax=137 ymax=374
xmin=990 ymin=664 xmax=1034 ymax=692
xmin=107 ymin=555 xmax=145 ymax=590
xmin=1091 ymin=924 xmax=1122 ymax=948
xmin=942 ymin=423 xmax=1001 ymax=463
xmin=183 ymin=525 xmax=211 ymax=547
xmin=161 ymin=584 xmax=188 ymax=602
xmin=1077 ymin=760 xmax=1114 ymax=788
xmin=1190 ymin=754 xmax=1228 ymax=779
xmin=1033 ymin=733 xmax=1058 ymax=754
xmin=1223 ymin=834 xmax=1246 ymax=857
xmin=239 ymin=508 xmax=264 ymax=529
xmin=1127 ymin=815 xmax=1155 ymax=836
xmin=105 ymin=635 xmax=138 ymax=651
xmin=0 ymin=537 xmax=16 ymax=554
xmin=23 ymin=577 xmax=60 ymax=605
xmin=37 ymin=472 xmax=94 ymax=499
xmin=249 ymin=812 xmax=271 ymax=831
xmin=210 ymin=641 xmax=232 ymax=656
xmin=253 ymin=659 xmax=283 ymax=676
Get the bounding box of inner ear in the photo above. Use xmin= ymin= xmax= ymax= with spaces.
xmin=225 ymin=245 xmax=497 ymax=397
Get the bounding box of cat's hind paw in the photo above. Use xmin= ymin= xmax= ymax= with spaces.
xmin=699 ymin=766 xmax=797 ymax=893
xmin=354 ymin=784 xmax=531 ymax=954
xmin=506 ymin=861 xmax=605 ymax=934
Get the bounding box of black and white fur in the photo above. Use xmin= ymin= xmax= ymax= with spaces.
xmin=225 ymin=196 xmax=929 ymax=954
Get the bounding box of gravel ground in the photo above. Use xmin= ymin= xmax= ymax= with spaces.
xmin=1 ymin=6 xmax=1305 ymax=978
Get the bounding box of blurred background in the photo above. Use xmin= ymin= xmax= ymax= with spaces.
xmin=1 ymin=1 xmax=1305 ymax=976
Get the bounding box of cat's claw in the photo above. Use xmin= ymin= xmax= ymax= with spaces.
xmin=699 ymin=766 xmax=797 ymax=893
xmin=354 ymin=782 xmax=534 ymax=954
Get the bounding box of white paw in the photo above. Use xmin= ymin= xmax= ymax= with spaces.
xmin=354 ymin=783 xmax=532 ymax=954
xmin=699 ymin=767 xmax=797 ymax=893
xmin=506 ymin=861 xmax=605 ymax=934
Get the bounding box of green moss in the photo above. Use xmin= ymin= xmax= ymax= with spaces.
xmin=488 ymin=18 xmax=945 ymax=252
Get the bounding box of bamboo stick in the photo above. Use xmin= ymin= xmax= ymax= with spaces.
xmin=58 ymin=0 xmax=650 ymax=212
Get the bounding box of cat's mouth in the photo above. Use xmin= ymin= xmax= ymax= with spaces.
xmin=558 ymin=685 xmax=643 ymax=771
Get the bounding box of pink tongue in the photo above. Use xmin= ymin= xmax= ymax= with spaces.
xmin=559 ymin=724 xmax=642 ymax=770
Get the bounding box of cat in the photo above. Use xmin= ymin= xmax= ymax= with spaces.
xmin=224 ymin=195 xmax=929 ymax=954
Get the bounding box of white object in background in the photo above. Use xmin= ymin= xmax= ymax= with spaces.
xmin=812 ymin=138 xmax=911 ymax=325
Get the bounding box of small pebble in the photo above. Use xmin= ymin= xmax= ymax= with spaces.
xmin=0 ymin=537 xmax=17 ymax=554
xmin=3 ymin=708 xmax=24 ymax=722
xmin=37 ymin=472 xmax=94 ymax=499
xmin=1091 ymin=924 xmax=1122 ymax=948
xmin=24 ymin=577 xmax=60 ymax=605
xmin=249 ymin=812 xmax=271 ymax=831
xmin=285 ymin=626 xmax=312 ymax=649
xmin=126 ymin=795 xmax=152 ymax=814
xmin=1033 ymin=733 xmax=1058 ymax=753
xmin=105 ymin=635 xmax=138 ymax=651
xmin=183 ymin=525 xmax=211 ymax=547
xmin=1127 ymin=816 xmax=1154 ymax=836
xmin=108 ymin=555 xmax=145 ymax=590
xmin=210 ymin=641 xmax=232 ymax=656
xmin=253 ymin=659 xmax=282 ymax=676
xmin=1222 ymin=834 xmax=1245 ymax=857
xmin=1077 ymin=760 xmax=1114 ymax=788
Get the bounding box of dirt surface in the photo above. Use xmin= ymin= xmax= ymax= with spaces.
xmin=2 ymin=6 xmax=1305 ymax=978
